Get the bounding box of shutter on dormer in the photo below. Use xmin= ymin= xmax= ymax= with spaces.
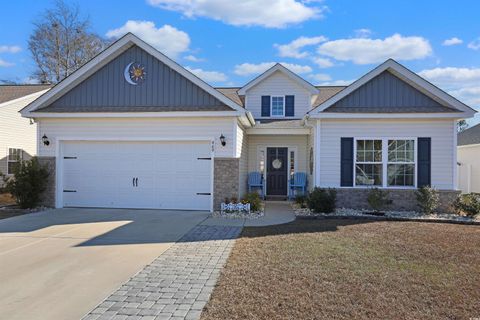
xmin=285 ymin=95 xmax=295 ymax=117
xmin=261 ymin=96 xmax=271 ymax=117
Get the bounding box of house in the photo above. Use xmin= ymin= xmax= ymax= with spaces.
xmin=21 ymin=33 xmax=476 ymax=212
xmin=457 ymin=123 xmax=480 ymax=194
xmin=0 ymin=85 xmax=50 ymax=183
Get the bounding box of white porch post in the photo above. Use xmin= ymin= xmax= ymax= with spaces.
xmin=315 ymin=120 xmax=321 ymax=187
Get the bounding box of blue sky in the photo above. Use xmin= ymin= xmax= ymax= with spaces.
xmin=1 ymin=0 xmax=479 ymax=121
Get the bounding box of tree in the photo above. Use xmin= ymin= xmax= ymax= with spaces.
xmin=28 ymin=0 xmax=108 ymax=84
xmin=458 ymin=119 xmax=468 ymax=132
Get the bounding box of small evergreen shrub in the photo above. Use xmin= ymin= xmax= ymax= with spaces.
xmin=241 ymin=192 xmax=262 ymax=212
xmin=295 ymin=194 xmax=308 ymax=208
xmin=307 ymin=187 xmax=336 ymax=213
xmin=453 ymin=194 xmax=480 ymax=217
xmin=415 ymin=186 xmax=439 ymax=214
xmin=4 ymin=157 xmax=49 ymax=209
xmin=367 ymin=188 xmax=391 ymax=212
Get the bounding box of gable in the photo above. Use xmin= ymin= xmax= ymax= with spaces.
xmin=325 ymin=70 xmax=456 ymax=113
xmin=38 ymin=45 xmax=231 ymax=112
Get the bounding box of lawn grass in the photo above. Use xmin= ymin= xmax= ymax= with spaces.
xmin=201 ymin=219 xmax=480 ymax=320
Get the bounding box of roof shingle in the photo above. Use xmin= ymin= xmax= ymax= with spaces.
xmin=458 ymin=123 xmax=480 ymax=146
xmin=0 ymin=85 xmax=51 ymax=104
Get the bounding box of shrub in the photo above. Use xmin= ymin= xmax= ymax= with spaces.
xmin=367 ymin=188 xmax=391 ymax=212
xmin=295 ymin=194 xmax=308 ymax=208
xmin=241 ymin=192 xmax=262 ymax=212
xmin=415 ymin=186 xmax=439 ymax=214
xmin=307 ymin=187 xmax=336 ymax=213
xmin=453 ymin=194 xmax=480 ymax=217
xmin=4 ymin=157 xmax=49 ymax=209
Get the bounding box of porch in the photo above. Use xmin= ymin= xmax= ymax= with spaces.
xmin=245 ymin=120 xmax=313 ymax=199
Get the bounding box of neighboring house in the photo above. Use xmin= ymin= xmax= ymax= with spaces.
xmin=0 ymin=85 xmax=50 ymax=183
xmin=21 ymin=33 xmax=475 ymax=212
xmin=457 ymin=123 xmax=480 ymax=194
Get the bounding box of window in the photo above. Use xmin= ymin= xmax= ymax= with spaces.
xmin=271 ymin=96 xmax=284 ymax=116
xmin=7 ymin=148 xmax=23 ymax=175
xmin=290 ymin=150 xmax=295 ymax=178
xmin=387 ymin=140 xmax=415 ymax=186
xmin=259 ymin=149 xmax=265 ymax=173
xmin=355 ymin=140 xmax=383 ymax=186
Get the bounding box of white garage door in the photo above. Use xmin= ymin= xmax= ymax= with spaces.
xmin=61 ymin=141 xmax=212 ymax=210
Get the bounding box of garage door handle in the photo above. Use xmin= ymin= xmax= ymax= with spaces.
xmin=196 ymin=192 xmax=211 ymax=195
xmin=132 ymin=177 xmax=135 ymax=187
xmin=135 ymin=177 xmax=138 ymax=187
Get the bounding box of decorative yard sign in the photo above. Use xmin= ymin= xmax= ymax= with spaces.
xmin=221 ymin=202 xmax=251 ymax=214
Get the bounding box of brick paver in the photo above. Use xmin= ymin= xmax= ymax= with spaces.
xmin=82 ymin=225 xmax=242 ymax=320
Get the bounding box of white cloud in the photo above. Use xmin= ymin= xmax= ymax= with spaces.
xmin=354 ymin=28 xmax=372 ymax=38
xmin=147 ymin=0 xmax=323 ymax=28
xmin=311 ymin=56 xmax=334 ymax=68
xmin=106 ymin=21 xmax=190 ymax=58
xmin=275 ymin=36 xmax=327 ymax=58
xmin=467 ymin=38 xmax=480 ymax=50
xmin=233 ymin=62 xmax=312 ymax=76
xmin=419 ymin=67 xmax=480 ymax=108
xmin=317 ymin=34 xmax=432 ymax=64
xmin=308 ymin=73 xmax=331 ymax=82
xmin=0 ymin=45 xmax=21 ymax=53
xmin=185 ymin=67 xmax=227 ymax=83
xmin=418 ymin=67 xmax=480 ymax=88
xmin=0 ymin=58 xmax=14 ymax=67
xmin=442 ymin=37 xmax=463 ymax=46
xmin=184 ymin=55 xmax=205 ymax=62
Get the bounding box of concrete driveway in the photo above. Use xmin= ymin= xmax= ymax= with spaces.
xmin=0 ymin=208 xmax=209 ymax=320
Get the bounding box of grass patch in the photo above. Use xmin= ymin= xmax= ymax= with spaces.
xmin=202 ymin=219 xmax=480 ymax=320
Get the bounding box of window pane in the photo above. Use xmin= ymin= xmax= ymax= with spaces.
xmin=290 ymin=151 xmax=295 ymax=177
xmin=7 ymin=161 xmax=19 ymax=175
xmin=8 ymin=148 xmax=22 ymax=161
xmin=271 ymin=96 xmax=284 ymax=116
xmin=388 ymin=164 xmax=415 ymax=186
xmin=356 ymin=140 xmax=382 ymax=162
xmin=259 ymin=150 xmax=265 ymax=173
xmin=355 ymin=164 xmax=382 ymax=186
xmin=388 ymin=140 xmax=414 ymax=163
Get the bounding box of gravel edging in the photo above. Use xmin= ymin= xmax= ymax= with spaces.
xmin=297 ymin=214 xmax=480 ymax=226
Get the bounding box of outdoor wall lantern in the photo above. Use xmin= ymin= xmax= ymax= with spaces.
xmin=42 ymin=134 xmax=50 ymax=146
xmin=219 ymin=134 xmax=226 ymax=146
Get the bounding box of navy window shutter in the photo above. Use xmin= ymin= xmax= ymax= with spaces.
xmin=340 ymin=137 xmax=354 ymax=187
xmin=285 ymin=95 xmax=295 ymax=117
xmin=417 ymin=137 xmax=431 ymax=187
xmin=261 ymin=96 xmax=270 ymax=117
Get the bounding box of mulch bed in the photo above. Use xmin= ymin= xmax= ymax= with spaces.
xmin=201 ymin=219 xmax=480 ymax=320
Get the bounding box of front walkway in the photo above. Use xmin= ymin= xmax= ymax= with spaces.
xmin=83 ymin=225 xmax=242 ymax=320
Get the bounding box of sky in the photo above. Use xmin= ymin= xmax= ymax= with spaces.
xmin=0 ymin=0 xmax=479 ymax=122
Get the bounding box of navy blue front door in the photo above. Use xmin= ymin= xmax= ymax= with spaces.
xmin=266 ymin=147 xmax=288 ymax=196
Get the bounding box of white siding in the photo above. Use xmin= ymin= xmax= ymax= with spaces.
xmin=247 ymin=135 xmax=308 ymax=174
xmin=457 ymin=145 xmax=480 ymax=193
xmin=0 ymin=93 xmax=42 ymax=176
xmin=237 ymin=124 xmax=248 ymax=198
xmin=245 ymin=71 xmax=311 ymax=119
xmin=37 ymin=117 xmax=236 ymax=158
xmin=318 ymin=119 xmax=455 ymax=190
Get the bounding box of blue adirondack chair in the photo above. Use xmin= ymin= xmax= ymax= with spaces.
xmin=289 ymin=172 xmax=307 ymax=199
xmin=248 ymin=172 xmax=264 ymax=197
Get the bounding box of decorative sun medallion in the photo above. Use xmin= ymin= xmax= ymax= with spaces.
xmin=124 ymin=62 xmax=146 ymax=85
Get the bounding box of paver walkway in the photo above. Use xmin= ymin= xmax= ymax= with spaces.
xmin=82 ymin=225 xmax=242 ymax=320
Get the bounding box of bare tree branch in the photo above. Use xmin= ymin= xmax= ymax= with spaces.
xmin=28 ymin=0 xmax=108 ymax=84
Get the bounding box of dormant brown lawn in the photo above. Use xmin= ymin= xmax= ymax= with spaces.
xmin=202 ymin=219 xmax=480 ymax=320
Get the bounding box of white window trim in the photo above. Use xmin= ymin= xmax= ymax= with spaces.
xmin=7 ymin=148 xmax=23 ymax=175
xmin=353 ymin=137 xmax=418 ymax=189
xmin=271 ymin=95 xmax=285 ymax=117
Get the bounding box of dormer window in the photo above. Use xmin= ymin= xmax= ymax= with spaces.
xmin=271 ymin=96 xmax=285 ymax=117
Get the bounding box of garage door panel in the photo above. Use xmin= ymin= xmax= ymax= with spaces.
xmin=62 ymin=141 xmax=212 ymax=210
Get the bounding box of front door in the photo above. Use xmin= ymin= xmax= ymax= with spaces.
xmin=266 ymin=147 xmax=288 ymax=196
